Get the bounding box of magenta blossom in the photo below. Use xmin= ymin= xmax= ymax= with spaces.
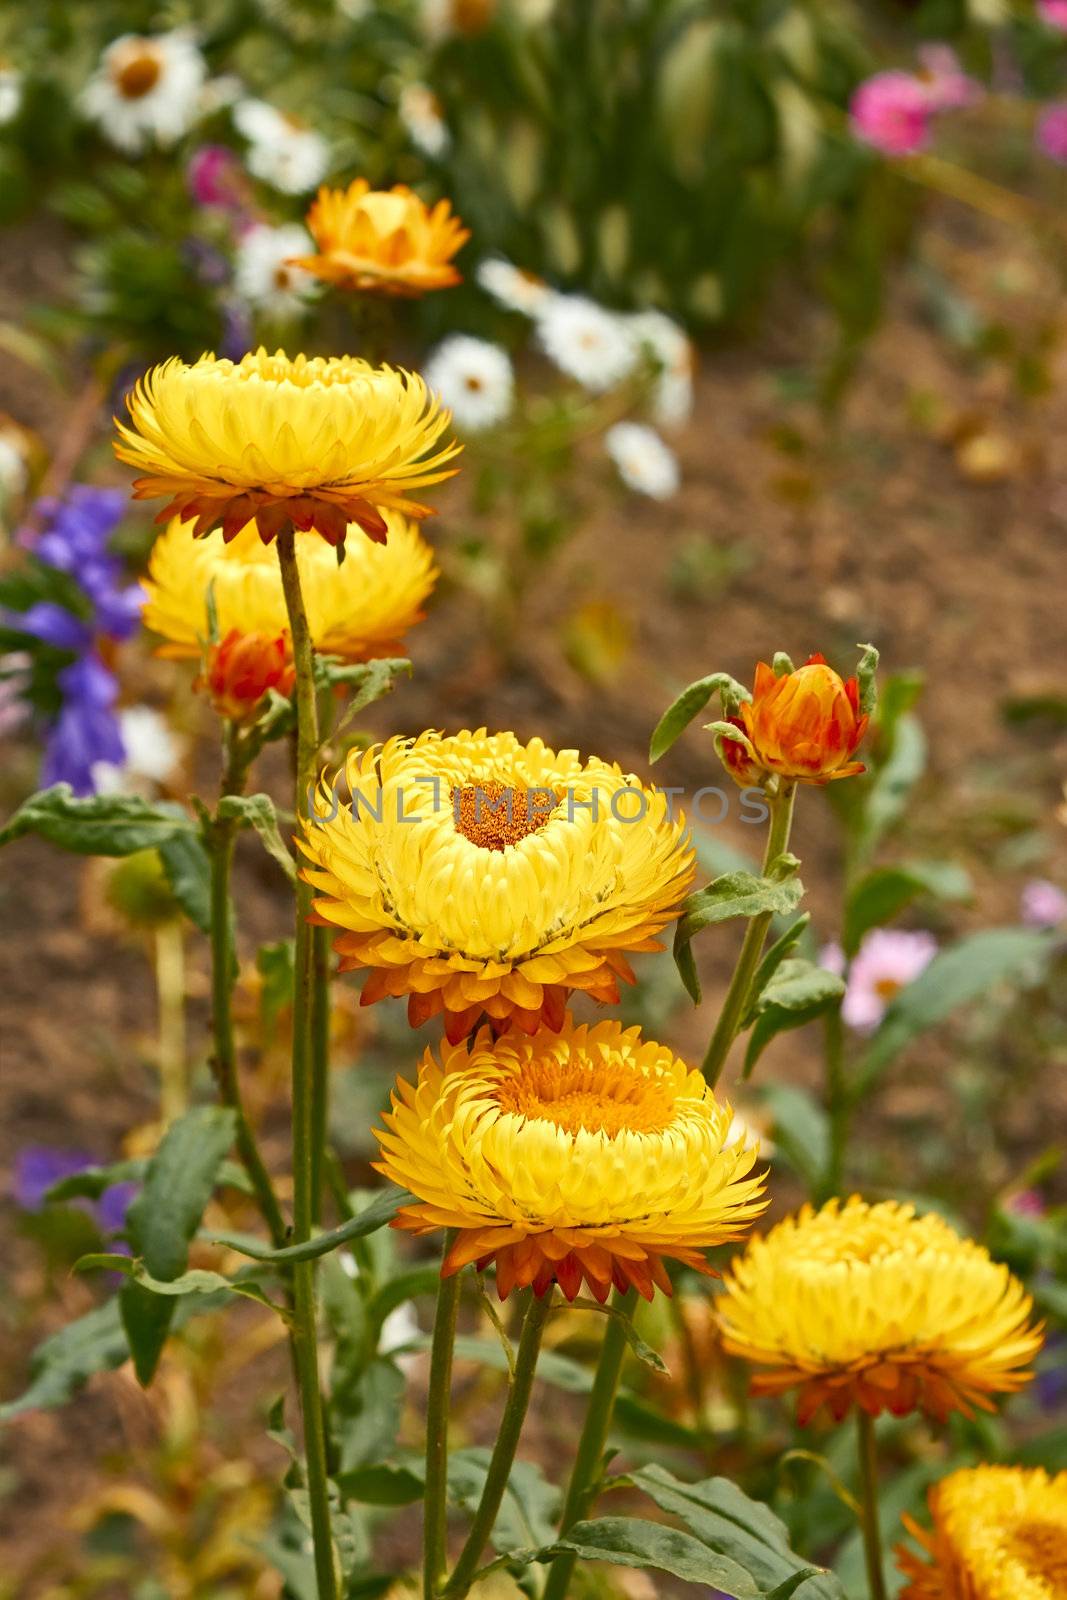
xmin=916 ymin=45 xmax=982 ymax=112
xmin=186 ymin=144 xmax=251 ymax=216
xmin=1038 ymin=0 xmax=1067 ymax=30
xmin=1037 ymin=102 xmax=1067 ymax=164
xmin=1021 ymin=878 xmax=1067 ymax=929
xmin=822 ymin=929 xmax=938 ymax=1033
xmin=850 ymin=71 xmax=932 ymax=157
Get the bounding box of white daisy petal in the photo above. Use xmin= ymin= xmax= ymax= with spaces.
xmin=80 ymin=32 xmax=206 ymax=154
xmin=604 ymin=422 xmax=680 ymax=500
xmin=536 ymin=294 xmax=639 ymax=393
xmin=234 ymin=223 xmax=317 ymax=318
xmin=233 ymin=98 xmax=330 ymax=194
xmin=424 ymin=335 xmax=514 ymax=433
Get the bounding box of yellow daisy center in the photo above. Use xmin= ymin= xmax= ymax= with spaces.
xmin=494 ymin=1055 xmax=675 ymax=1138
xmin=114 ymin=49 xmax=161 ymax=99
xmin=451 ymin=781 xmax=558 ymax=851
xmin=875 ymin=976 xmax=902 ymax=1000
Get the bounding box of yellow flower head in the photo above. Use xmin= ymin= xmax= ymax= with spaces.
xmin=293 ymin=180 xmax=469 ymax=296
xmin=300 ymin=729 xmax=695 ymax=1041
xmin=113 ymin=347 xmax=461 ymax=546
xmin=375 ymin=1017 xmax=768 ymax=1301
xmin=716 ymin=1196 xmax=1042 ymax=1425
xmin=143 ymin=513 xmax=437 ymax=663
xmin=897 ymin=1465 xmax=1067 ymax=1600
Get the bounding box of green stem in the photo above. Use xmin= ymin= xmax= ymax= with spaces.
xmin=701 ymin=784 xmax=796 ymax=1088
xmin=310 ymin=924 xmax=332 ymax=1226
xmin=424 ymin=1241 xmax=462 ymax=1600
xmin=822 ymin=1001 xmax=848 ymax=1202
xmin=542 ymin=1290 xmax=636 ymax=1600
xmin=208 ymin=730 xmax=287 ymax=1248
xmin=856 ymin=1410 xmax=888 ymax=1600
xmin=444 ymin=1292 xmax=554 ymax=1598
xmin=277 ymin=524 xmax=337 ymax=1600
xmin=154 ymin=920 xmax=187 ymax=1127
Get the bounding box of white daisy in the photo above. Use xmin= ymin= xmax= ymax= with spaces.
xmin=92 ymin=707 xmax=183 ymax=796
xmin=0 ymin=69 xmax=22 ymax=126
xmin=233 ymin=99 xmax=330 ymax=195
xmin=476 ymin=256 xmax=551 ymax=317
xmin=234 ymin=223 xmax=317 ymax=318
xmin=536 ymin=293 xmax=638 ymax=392
xmin=0 ymin=433 xmax=28 ymax=505
xmin=628 ymin=309 xmax=695 ymax=427
xmin=424 ymin=335 xmax=514 ymax=432
xmin=80 ymin=31 xmax=206 ymax=154
xmin=604 ymin=422 xmax=680 ymax=500
xmin=398 ymin=82 xmax=450 ymax=158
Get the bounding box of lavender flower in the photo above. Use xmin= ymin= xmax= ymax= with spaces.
xmin=1021 ymin=879 xmax=1067 ymax=930
xmin=41 ymin=654 xmax=125 ymax=795
xmin=12 ymin=1146 xmax=137 ymax=1242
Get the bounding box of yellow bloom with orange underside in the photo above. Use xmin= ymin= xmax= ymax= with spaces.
xmin=897 ymin=1465 xmax=1067 ymax=1600
xmin=143 ymin=513 xmax=437 ymax=663
xmin=374 ymin=1018 xmax=767 ymax=1301
xmin=719 ymin=653 xmax=868 ymax=787
xmin=292 ymin=180 xmax=469 ymax=296
xmin=716 ymin=1197 xmax=1042 ymax=1425
xmin=299 ymin=729 xmax=694 ymax=1041
xmin=114 ymin=347 xmax=460 ymax=546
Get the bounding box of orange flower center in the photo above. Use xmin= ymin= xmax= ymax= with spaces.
xmin=114 ymin=49 xmax=162 ymax=99
xmin=463 ymin=375 xmax=484 ymax=391
xmin=874 ymin=977 xmax=902 ymax=1000
xmin=494 ymin=1057 xmax=675 ymax=1138
xmin=451 ymin=781 xmax=557 ymax=850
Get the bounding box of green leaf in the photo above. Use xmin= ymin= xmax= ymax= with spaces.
xmin=745 ymin=915 xmax=811 ymax=1014
xmin=218 ymin=793 xmax=296 ymax=883
xmin=571 ymin=1299 xmax=668 ymax=1374
xmin=335 ymin=1359 xmax=406 ymax=1474
xmin=44 ymin=1158 xmax=146 ymax=1203
xmin=0 ymin=785 xmax=194 ymax=856
xmin=449 ymin=1449 xmax=562 ymax=1553
xmin=257 ymin=939 xmax=295 ymax=1033
xmin=620 ymin=1466 xmax=845 ymax=1597
xmin=339 ymin=1460 xmax=425 ymax=1506
xmin=743 ymin=961 xmax=844 ymax=1077
xmin=854 ymin=642 xmax=879 ymax=719
xmin=120 ymin=1282 xmax=175 ymax=1390
xmin=543 ymin=1517 xmax=813 ymax=1596
xmin=756 ymin=1085 xmax=829 ymax=1194
xmin=857 ymin=928 xmax=1056 ymax=1093
xmin=157 ymin=830 xmax=213 ymax=932
xmin=852 ymin=714 xmax=926 ymax=865
xmin=650 ymin=673 xmax=750 ymax=763
xmin=0 ymin=1298 xmax=129 ymax=1423
xmin=674 ymin=872 xmax=805 ymax=1003
xmin=842 ymin=860 xmax=971 ymax=957
xmin=76 ymin=1255 xmax=284 ymax=1315
xmin=210 ymin=1186 xmax=408 ymax=1264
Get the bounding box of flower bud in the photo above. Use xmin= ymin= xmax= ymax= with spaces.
xmin=199 ymin=628 xmax=294 ymax=722
xmin=719 ymin=653 xmax=868 ymax=787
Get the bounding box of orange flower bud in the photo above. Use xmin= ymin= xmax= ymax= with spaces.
xmin=198 ymin=628 xmax=295 ymax=723
xmin=721 ymin=653 xmax=868 ymax=787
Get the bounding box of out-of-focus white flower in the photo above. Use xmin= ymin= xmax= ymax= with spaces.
xmin=604 ymin=422 xmax=680 ymax=500
xmin=0 ymin=433 xmax=28 ymax=503
xmin=476 ymin=256 xmax=551 ymax=317
xmin=92 ymin=706 xmax=183 ymax=796
xmin=198 ymin=74 xmax=243 ymax=116
xmin=398 ymin=82 xmax=450 ymax=157
xmin=380 ymin=1301 xmax=420 ymax=1361
xmin=233 ymin=99 xmax=330 ymax=194
xmin=628 ymin=309 xmax=695 ymax=428
xmin=424 ymin=335 xmax=513 ymax=432
xmin=1020 ymin=878 xmax=1067 ymax=929
xmin=0 ymin=69 xmax=22 ymax=126
xmin=723 ymin=1107 xmax=776 ymax=1159
xmin=822 ymin=929 xmax=938 ymax=1033
xmin=234 ymin=223 xmax=317 ymax=317
xmin=537 ymin=294 xmax=638 ymax=393
xmin=0 ymin=652 xmax=32 ymax=738
xmin=80 ymin=32 xmax=206 ymax=154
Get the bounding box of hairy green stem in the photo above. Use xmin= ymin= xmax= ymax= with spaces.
xmin=311 ymin=923 xmax=332 ymax=1225
xmin=277 ymin=524 xmax=338 ymax=1600
xmin=701 ymin=784 xmax=797 ymax=1087
xmin=154 ymin=920 xmax=187 ymax=1127
xmin=444 ymin=1292 xmax=554 ymax=1598
xmin=424 ymin=1240 xmax=461 ymax=1600
xmin=856 ymin=1410 xmax=888 ymax=1600
xmin=208 ymin=728 xmax=286 ymax=1247
xmin=542 ymin=1290 xmax=636 ymax=1600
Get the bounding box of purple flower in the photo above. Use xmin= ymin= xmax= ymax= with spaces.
xmin=14 ymin=602 xmax=92 ymax=653
xmin=187 ymin=144 xmax=250 ymax=216
xmin=12 ymin=1146 xmax=95 ymax=1210
xmin=850 ymin=72 xmax=931 ymax=156
xmin=96 ymin=1181 xmax=138 ymax=1238
xmin=183 ymin=237 xmax=231 ymax=288
xmin=29 ymin=487 xmax=143 ymax=643
xmin=41 ymin=653 xmax=125 ymax=795
xmin=1021 ymin=878 xmax=1067 ymax=929
xmin=916 ymin=45 xmax=982 ymax=112
xmin=822 ymin=928 xmax=938 ymax=1033
xmin=1037 ymin=102 xmax=1067 ymax=164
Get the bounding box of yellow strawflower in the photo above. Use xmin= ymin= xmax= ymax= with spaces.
xmin=716 ymin=1197 xmax=1042 ymax=1425
xmin=143 ymin=514 xmax=437 ymax=663
xmin=113 ymin=348 xmax=460 ymax=547
xmin=897 ymin=1465 xmax=1067 ymax=1599
xmin=374 ymin=1017 xmax=767 ymax=1301
xmin=299 ymin=729 xmax=694 ymax=1040
xmin=293 ymin=180 xmax=469 ymax=296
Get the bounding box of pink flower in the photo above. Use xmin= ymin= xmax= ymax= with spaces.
xmin=1037 ymin=103 xmax=1067 ymax=163
xmin=186 ymin=144 xmax=250 ymax=214
xmin=1038 ymin=0 xmax=1067 ymax=31
xmin=822 ymin=929 xmax=938 ymax=1033
xmin=1003 ymin=1188 xmax=1046 ymax=1219
xmin=916 ymin=45 xmax=982 ymax=112
xmin=1020 ymin=878 xmax=1067 ymax=928
xmin=850 ymin=72 xmax=931 ymax=157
